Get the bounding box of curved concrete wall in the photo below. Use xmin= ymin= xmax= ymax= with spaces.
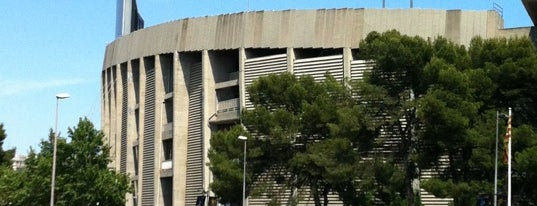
xmin=103 ymin=8 xmax=513 ymax=68
xmin=102 ymin=8 xmax=534 ymax=206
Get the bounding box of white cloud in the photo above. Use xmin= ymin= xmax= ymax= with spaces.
xmin=0 ymin=78 xmax=90 ymax=97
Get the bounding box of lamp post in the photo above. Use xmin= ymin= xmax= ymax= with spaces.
xmin=238 ymin=135 xmax=247 ymax=206
xmin=51 ymin=93 xmax=70 ymax=206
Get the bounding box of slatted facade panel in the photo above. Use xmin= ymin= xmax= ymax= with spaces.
xmin=247 ymin=54 xmax=345 ymax=206
xmin=186 ymin=62 xmax=203 ymax=206
xmin=373 ymin=125 xmax=405 ymax=160
xmin=248 ymin=168 xmax=291 ymax=206
xmin=244 ymin=54 xmax=288 ymax=109
xmin=352 ymin=59 xmax=399 ymax=159
xmin=141 ymin=67 xmax=156 ymax=206
xmin=120 ymin=67 xmax=128 ymax=174
xmin=352 ymin=59 xmax=451 ymax=205
xmin=350 ymin=59 xmax=374 ymax=81
xmin=293 ymin=55 xmax=344 ymax=81
xmin=248 ymin=169 xmax=342 ymax=206
xmin=419 ymin=155 xmax=453 ymax=206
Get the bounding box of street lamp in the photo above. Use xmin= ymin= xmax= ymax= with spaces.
xmin=51 ymin=93 xmax=70 ymax=206
xmin=238 ymin=135 xmax=247 ymax=206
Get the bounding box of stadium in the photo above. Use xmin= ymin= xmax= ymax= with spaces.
xmin=102 ymin=1 xmax=537 ymax=205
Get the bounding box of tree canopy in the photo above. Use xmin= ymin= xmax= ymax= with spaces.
xmin=0 ymin=118 xmax=131 ymax=206
xmin=0 ymin=123 xmax=15 ymax=167
xmin=210 ymin=74 xmax=406 ymax=205
xmin=209 ymin=30 xmax=537 ymax=206
xmin=360 ymin=31 xmax=537 ymax=205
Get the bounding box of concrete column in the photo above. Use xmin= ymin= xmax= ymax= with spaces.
xmin=101 ymin=69 xmax=108 ymax=154
xmin=138 ymin=57 xmax=147 ymax=206
xmin=125 ymin=61 xmax=136 ymax=206
xmin=287 ymin=47 xmax=295 ymax=74
xmin=343 ymin=47 xmax=352 ymax=83
xmin=201 ymin=50 xmax=216 ymax=198
xmin=110 ymin=66 xmax=118 ymax=169
xmin=174 ymin=51 xmax=189 ymax=206
xmin=154 ymin=54 xmax=165 ymax=205
xmin=486 ymin=10 xmax=503 ymax=38
xmin=239 ymin=48 xmax=246 ymax=108
xmin=115 ymin=64 xmax=125 ymax=171
xmin=445 ymin=10 xmax=462 ymax=44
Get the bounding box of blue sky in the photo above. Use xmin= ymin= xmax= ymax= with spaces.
xmin=0 ymin=0 xmax=532 ymax=155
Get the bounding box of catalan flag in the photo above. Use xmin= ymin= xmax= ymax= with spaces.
xmin=504 ymin=108 xmax=513 ymax=206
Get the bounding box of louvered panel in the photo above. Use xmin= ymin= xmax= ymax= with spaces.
xmin=186 ymin=62 xmax=203 ymax=206
xmin=293 ymin=55 xmax=343 ymax=81
xmin=352 ymin=59 xmax=400 ymax=160
xmin=420 ymin=155 xmax=453 ymax=206
xmin=141 ymin=67 xmax=156 ymax=206
xmin=245 ymin=53 xmax=288 ymax=65
xmin=248 ymin=168 xmax=343 ymax=206
xmin=244 ymin=54 xmax=288 ymax=109
xmin=350 ymin=60 xmax=374 ymax=81
xmin=351 ymin=59 xmax=450 ymax=205
xmin=245 ymin=57 xmax=288 ymax=69
xmin=373 ymin=125 xmax=404 ymax=159
xmin=120 ymin=70 xmax=128 ymax=174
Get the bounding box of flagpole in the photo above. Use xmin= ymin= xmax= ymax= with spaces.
xmin=507 ymin=107 xmax=512 ymax=206
xmin=494 ymin=111 xmax=499 ymax=206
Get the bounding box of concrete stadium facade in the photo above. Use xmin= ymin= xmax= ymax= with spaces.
xmin=102 ymin=8 xmax=533 ymax=206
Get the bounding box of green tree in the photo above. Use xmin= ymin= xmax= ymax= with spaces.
xmin=210 ymin=73 xmax=400 ymax=205
xmin=245 ymin=73 xmax=379 ymax=205
xmin=417 ymin=60 xmax=484 ymax=205
xmin=210 ymin=31 xmax=537 ymax=205
xmin=0 ymin=123 xmax=15 ymax=166
xmin=208 ymin=125 xmax=251 ymax=205
xmin=358 ymin=30 xmax=436 ymax=206
xmin=421 ymin=37 xmax=537 ymax=205
xmin=359 ymin=31 xmax=537 ymax=205
xmin=0 ymin=123 xmax=17 ymax=205
xmin=0 ymin=165 xmax=21 ymax=205
xmin=468 ymin=37 xmax=537 ymax=205
xmin=0 ymin=118 xmax=131 ymax=206
xmin=514 ymin=127 xmax=537 ymax=204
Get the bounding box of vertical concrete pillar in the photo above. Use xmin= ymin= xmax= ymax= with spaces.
xmin=287 ymin=47 xmax=295 ymax=74
xmin=125 ymin=61 xmax=136 ymax=206
xmin=343 ymin=47 xmax=352 ymax=83
xmin=445 ymin=10 xmax=462 ymax=44
xmin=154 ymin=54 xmax=164 ymax=205
xmin=486 ymin=10 xmax=503 ymax=38
xmin=239 ymin=48 xmax=246 ymax=108
xmin=137 ymin=57 xmax=147 ymax=206
xmin=173 ymin=51 xmax=189 ymax=206
xmin=201 ymin=50 xmax=216 ymax=197
xmin=115 ymin=64 xmax=124 ymax=171
xmin=110 ymin=66 xmax=118 ymax=169
xmin=101 ymin=69 xmax=109 ymax=153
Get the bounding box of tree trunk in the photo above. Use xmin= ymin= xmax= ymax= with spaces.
xmin=405 ymin=160 xmax=416 ymax=206
xmin=323 ymin=184 xmax=329 ymax=206
xmin=311 ymin=179 xmax=321 ymax=206
xmin=405 ymin=107 xmax=418 ymax=206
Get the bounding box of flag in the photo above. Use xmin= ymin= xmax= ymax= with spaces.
xmin=505 ymin=108 xmax=513 ymax=206
xmin=503 ymin=112 xmax=512 ymax=164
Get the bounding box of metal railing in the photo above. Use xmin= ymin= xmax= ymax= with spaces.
xmin=217 ymin=98 xmax=240 ymax=113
